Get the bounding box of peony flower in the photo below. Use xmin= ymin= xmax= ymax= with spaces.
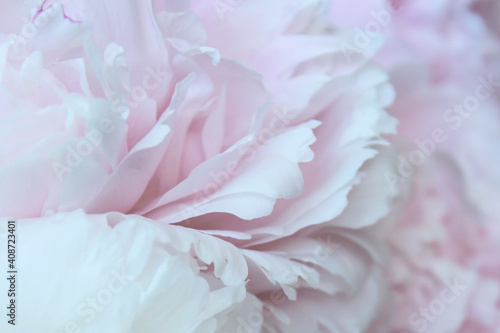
xmin=1 ymin=0 xmax=399 ymax=332
xmin=331 ymin=0 xmax=500 ymax=332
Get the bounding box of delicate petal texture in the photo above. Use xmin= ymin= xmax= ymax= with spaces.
xmin=0 ymin=210 xmax=245 ymax=332
xmin=0 ymin=0 xmax=401 ymax=331
xmin=4 ymin=0 xmax=498 ymax=332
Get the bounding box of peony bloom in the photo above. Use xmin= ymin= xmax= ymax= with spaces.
xmin=329 ymin=0 xmax=500 ymax=332
xmin=1 ymin=0 xmax=399 ymax=332
xmin=4 ymin=0 xmax=499 ymax=331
